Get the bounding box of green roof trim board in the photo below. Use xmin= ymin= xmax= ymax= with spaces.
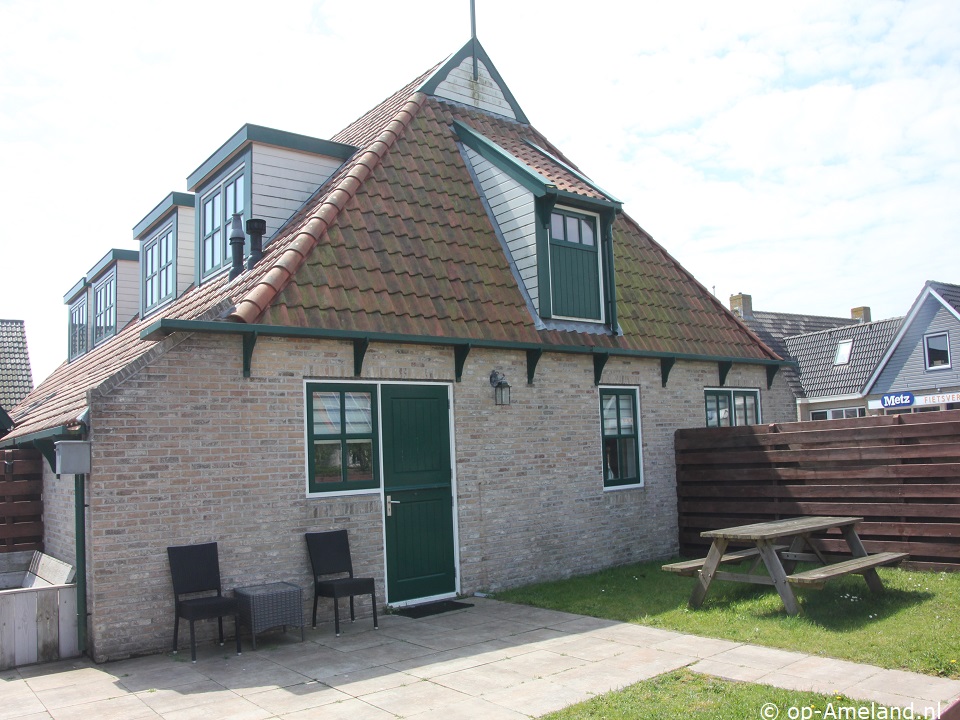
xmin=453 ymin=120 xmax=553 ymax=196
xmin=63 ymin=248 xmax=140 ymax=303
xmin=187 ymin=124 xmax=357 ymax=191
xmin=133 ymin=191 xmax=195 ymax=239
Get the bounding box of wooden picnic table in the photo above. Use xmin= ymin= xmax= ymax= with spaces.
xmin=663 ymin=516 xmax=908 ymax=615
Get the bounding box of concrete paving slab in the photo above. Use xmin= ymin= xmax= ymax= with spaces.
xmin=708 ymin=644 xmax=810 ymax=671
xmin=244 ymin=680 xmax=352 ymax=714
xmin=852 ymin=668 xmax=960 ymax=703
xmin=278 ymin=696 xmax=395 ymax=720
xmin=483 ymin=677 xmax=595 ymax=717
xmin=45 ymin=694 xmax=160 ymax=720
xmin=651 ymin=634 xmax=742 ymax=658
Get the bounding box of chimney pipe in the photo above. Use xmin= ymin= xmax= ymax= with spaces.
xmin=246 ymin=218 xmax=266 ymax=271
xmin=228 ymin=213 xmax=245 ymax=280
xmin=851 ymin=306 xmax=871 ymax=323
xmin=730 ymin=292 xmax=753 ymax=320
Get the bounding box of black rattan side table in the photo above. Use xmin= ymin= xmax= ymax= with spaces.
xmin=235 ymin=581 xmax=305 ymax=649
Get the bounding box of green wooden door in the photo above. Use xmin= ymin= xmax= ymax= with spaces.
xmin=381 ymin=384 xmax=456 ymax=603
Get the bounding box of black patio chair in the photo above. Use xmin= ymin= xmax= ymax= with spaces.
xmin=167 ymin=542 xmax=241 ymax=662
xmin=305 ymin=530 xmax=378 ymax=636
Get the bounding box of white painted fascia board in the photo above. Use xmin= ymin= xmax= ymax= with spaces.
xmin=797 ymin=392 xmax=865 ymax=406
xmin=928 ymin=286 xmax=960 ymax=323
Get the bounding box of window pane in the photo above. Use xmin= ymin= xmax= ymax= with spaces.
xmin=226 ymin=183 xmax=235 ymax=218
xmin=344 ymin=392 xmax=372 ymax=433
xmin=313 ymin=440 xmax=342 ymax=483
xmin=717 ymin=394 xmax=731 ymax=426
xmin=834 ymin=339 xmax=853 ymax=365
xmin=602 ymin=395 xmax=618 ymax=434
xmin=620 ymin=437 xmax=638 ymax=479
xmin=565 ymin=215 xmax=579 ymax=244
xmin=345 ymin=440 xmax=374 ymax=482
xmin=581 ymin=218 xmax=595 ymax=246
xmin=604 ymin=437 xmax=621 ymax=480
xmin=927 ymin=334 xmax=949 ymax=367
xmin=551 ymin=213 xmax=564 ymax=240
xmin=618 ymin=394 xmax=634 ymax=433
xmin=312 ymin=392 xmax=341 ymax=434
xmin=810 ymin=410 xmax=828 ymax=421
xmin=235 ymin=174 xmax=244 ymax=212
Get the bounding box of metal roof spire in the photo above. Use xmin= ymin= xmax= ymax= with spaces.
xmin=470 ymin=0 xmax=478 ymax=81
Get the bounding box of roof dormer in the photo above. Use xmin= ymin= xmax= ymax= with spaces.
xmin=134 ymin=192 xmax=195 ymax=318
xmin=64 ymin=249 xmax=139 ymax=361
xmin=186 ymin=124 xmax=356 ymax=284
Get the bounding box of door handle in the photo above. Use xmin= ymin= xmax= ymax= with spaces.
xmin=386 ymin=495 xmax=400 ymax=517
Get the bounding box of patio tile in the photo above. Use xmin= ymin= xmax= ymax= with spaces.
xmin=404 ymin=695 xmax=530 ymax=719
xmin=429 ymin=662 xmax=530 ymax=696
xmin=20 ymin=661 xmax=117 ymax=691
xmin=757 ymin=670 xmax=849 ymax=696
xmin=651 ymin=634 xmax=742 ymax=658
xmin=136 ymin=679 xmax=235 ymax=714
xmin=547 ymin=635 xmax=637 ymax=661
xmin=708 ymin=644 xmax=809 ymax=671
xmin=484 ymin=677 xmax=595 ymax=716
xmin=603 ymin=646 xmax=695 ymax=678
xmin=548 ymin=660 xmax=652 ymax=695
xmin=385 ymin=640 xmax=520 ymax=678
xmin=193 ymin=654 xmax=311 ymax=695
xmin=31 ymin=679 xmax=128 ymax=711
xmin=322 ymin=666 xmax=421 ymax=696
xmin=591 ymin=623 xmax=685 ymax=647
xmin=113 ymin=655 xmax=208 ymax=692
xmin=851 ymin=669 xmax=960 ymax=703
xmin=0 ymin=679 xmax=48 ymax=719
xmin=245 ymin=680 xmax=352 ymax=714
xmin=46 ymin=694 xmax=160 ymax=720
xmin=547 ymin=616 xmax=620 ymax=634
xmin=161 ymin=694 xmax=272 ymax=720
xmin=278 ymin=696 xmax=396 ymax=720
xmin=690 ymin=658 xmax=771 ymax=683
xmin=315 ymin=629 xmax=393 ymax=652
xmin=340 ymin=639 xmax=438 ymax=667
xmin=494 ymin=649 xmax=589 ymax=679
xmin=361 ymin=678 xmax=471 ymax=715
xmin=843 ymin=687 xmax=949 ymax=715
xmin=777 ymin=656 xmax=883 ymax=689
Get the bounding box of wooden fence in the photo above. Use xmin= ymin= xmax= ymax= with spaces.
xmin=0 ymin=584 xmax=78 ymax=669
xmin=675 ymin=409 xmax=960 ymax=570
xmin=0 ymin=449 xmax=43 ymax=553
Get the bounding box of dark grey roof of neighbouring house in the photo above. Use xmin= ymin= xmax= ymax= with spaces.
xmin=0 ymin=319 xmax=33 ymax=410
xmin=930 ymin=280 xmax=960 ymax=315
xmin=785 ymin=317 xmax=903 ymax=398
xmin=740 ymin=311 xmax=861 ymax=397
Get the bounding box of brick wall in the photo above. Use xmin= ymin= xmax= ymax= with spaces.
xmin=75 ymin=332 xmax=770 ymax=661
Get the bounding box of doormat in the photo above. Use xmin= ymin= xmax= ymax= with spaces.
xmin=395 ymin=600 xmax=474 ymax=619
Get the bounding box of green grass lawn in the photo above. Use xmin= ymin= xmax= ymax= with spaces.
xmin=541 ymin=669 xmax=893 ymax=720
xmin=497 ymin=559 xmax=960 ymax=679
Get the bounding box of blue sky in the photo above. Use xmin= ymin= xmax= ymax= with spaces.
xmin=2 ymin=0 xmax=959 ymax=383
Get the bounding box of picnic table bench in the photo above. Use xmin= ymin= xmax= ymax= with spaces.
xmin=662 ymin=516 xmax=908 ymax=615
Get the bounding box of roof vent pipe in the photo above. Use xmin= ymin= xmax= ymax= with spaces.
xmin=228 ymin=213 xmax=245 ymax=280
xmin=246 ymin=218 xmax=267 ymax=271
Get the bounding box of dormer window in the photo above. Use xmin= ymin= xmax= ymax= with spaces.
xmin=143 ymin=225 xmax=175 ymax=312
xmin=834 ymin=339 xmax=853 ymax=365
xmin=201 ymin=167 xmax=245 ymax=277
xmin=69 ymin=298 xmax=87 ymax=360
xmin=92 ymin=271 xmax=117 ymax=346
xmin=549 ymin=207 xmax=602 ymax=321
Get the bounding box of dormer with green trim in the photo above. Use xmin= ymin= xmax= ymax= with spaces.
xmin=64 ymin=249 xmax=140 ymax=361
xmin=134 ymin=192 xmax=195 ymax=317
xmin=186 ymin=124 xmax=357 ymax=284
xmin=453 ymin=120 xmax=622 ymax=333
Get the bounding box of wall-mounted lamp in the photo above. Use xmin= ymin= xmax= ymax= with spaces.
xmin=490 ymin=370 xmax=511 ymax=406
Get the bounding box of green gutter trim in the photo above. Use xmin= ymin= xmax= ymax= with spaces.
xmin=0 ymin=423 xmax=85 ymax=450
xmin=140 ymin=317 xmax=789 ymax=368
xmin=187 ymin=124 xmax=357 ymax=191
xmin=133 ymin=191 xmax=195 ymax=239
xmin=523 ymin=139 xmax=622 ymax=205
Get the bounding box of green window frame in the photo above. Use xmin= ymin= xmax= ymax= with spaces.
xmin=92 ymin=271 xmax=116 ymax=346
xmin=144 ymin=224 xmax=175 ymax=313
xmin=306 ymin=383 xmax=379 ymax=494
xmin=704 ymin=388 xmax=760 ymax=427
xmin=200 ymin=167 xmax=245 ymax=279
xmin=68 ymin=297 xmax=87 ymax=361
xmin=549 ymin=206 xmax=602 ymax=321
xmin=600 ymin=387 xmax=643 ymax=488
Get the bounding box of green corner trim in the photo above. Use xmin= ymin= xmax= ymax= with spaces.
xmin=593 ymin=352 xmax=609 ymax=386
xmin=420 ymin=37 xmax=529 ymax=123
xmin=526 ymin=348 xmax=543 ymax=385
xmin=718 ymin=361 xmax=733 ymax=387
xmin=454 ymin=344 xmax=471 ymax=382
xmin=354 ymin=337 xmax=370 ymax=377
xmin=453 ymin=121 xmax=554 ymax=197
xmin=133 ymin=191 xmax=195 ymax=239
xmin=660 ymin=357 xmax=676 ymax=388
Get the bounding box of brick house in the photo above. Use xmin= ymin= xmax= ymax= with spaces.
xmin=1 ymin=39 xmax=783 ymax=662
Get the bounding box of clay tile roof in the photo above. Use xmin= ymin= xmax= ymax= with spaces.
xmin=0 ymin=320 xmax=33 ymax=410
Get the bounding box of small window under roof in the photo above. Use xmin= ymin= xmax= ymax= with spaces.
xmin=834 ymin=339 xmax=853 ymax=365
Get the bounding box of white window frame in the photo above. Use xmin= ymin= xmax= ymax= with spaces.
xmin=924 ymin=332 xmax=951 ymax=370
xmin=810 ymin=407 xmax=866 ymax=421
xmin=92 ymin=271 xmax=116 ymax=347
xmin=143 ymin=223 xmax=176 ymax=314
xmin=68 ymin=297 xmax=87 ymax=361
xmin=834 ymin=339 xmax=853 ymax=365
xmin=200 ymin=165 xmax=245 ymax=280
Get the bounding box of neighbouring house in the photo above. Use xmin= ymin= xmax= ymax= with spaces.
xmin=785 ymin=317 xmax=903 ymax=421
xmin=862 ymin=281 xmax=960 ymax=414
xmin=729 ymin=292 xmax=873 ymax=421
xmin=0 ymin=319 xmax=33 ymax=435
xmin=1 ymin=38 xmax=784 ymax=662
